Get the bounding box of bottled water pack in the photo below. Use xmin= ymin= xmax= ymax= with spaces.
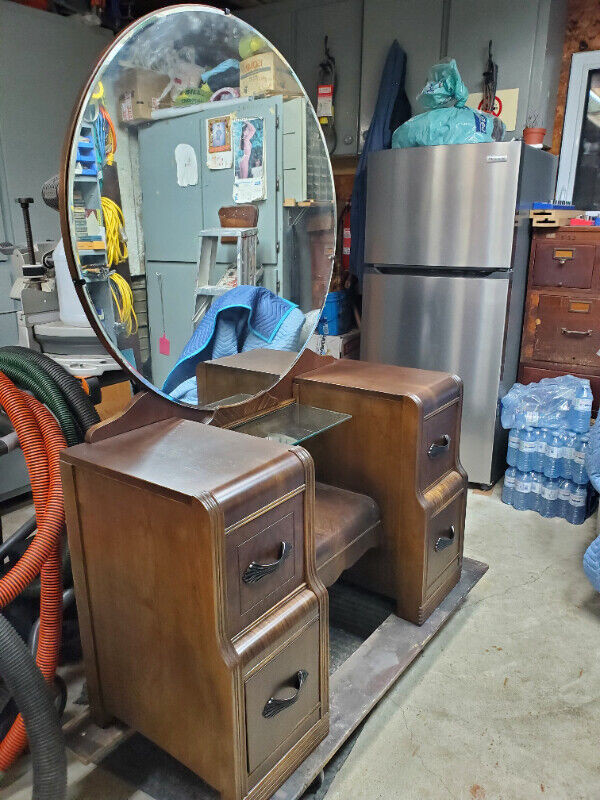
xmin=501 ymin=375 xmax=592 ymax=432
xmin=502 ymin=376 xmax=595 ymax=523
xmin=506 ymin=428 xmax=589 ymax=483
xmin=502 ymin=467 xmax=589 ymax=524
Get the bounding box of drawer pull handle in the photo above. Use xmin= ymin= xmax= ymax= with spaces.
xmin=242 ymin=541 xmax=291 ymax=584
xmin=435 ymin=525 xmax=455 ymax=552
xmin=561 ymin=327 xmax=592 ymax=337
xmin=428 ymin=434 xmax=450 ymax=458
xmin=262 ymin=670 xmax=308 ymax=718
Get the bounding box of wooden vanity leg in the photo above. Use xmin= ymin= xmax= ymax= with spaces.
xmin=60 ymin=463 xmax=112 ymax=726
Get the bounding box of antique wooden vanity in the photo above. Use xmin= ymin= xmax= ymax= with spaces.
xmin=60 ymin=350 xmax=474 ymax=800
xmin=57 ymin=8 xmax=486 ymax=799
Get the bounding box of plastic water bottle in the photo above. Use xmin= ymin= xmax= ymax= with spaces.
xmin=562 ymin=431 xmax=576 ymax=479
xmin=567 ymin=483 xmax=587 ymax=525
xmin=572 ymin=434 xmax=589 ymax=485
xmin=502 ymin=467 xmax=517 ymax=506
xmin=540 ymin=477 xmax=559 ymax=518
xmin=544 ymin=432 xmax=563 ymax=478
xmin=530 ymin=471 xmax=544 ymax=514
xmin=570 ymin=383 xmax=593 ymax=433
xmin=534 ymin=428 xmax=547 ymax=473
xmin=558 ymin=479 xmax=573 ymax=519
xmin=502 ymin=391 xmax=518 ymax=429
xmin=515 ymin=402 xmax=540 ymax=431
xmin=514 ymin=470 xmax=532 ymax=511
xmin=502 ymin=385 xmax=526 ymax=428
xmin=517 ymin=428 xmax=536 ymax=472
xmin=507 ymin=429 xmax=520 ymax=467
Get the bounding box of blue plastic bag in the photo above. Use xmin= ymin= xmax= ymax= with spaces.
xmin=392 ymin=59 xmax=505 ymax=148
xmin=586 ymin=416 xmax=600 ymax=493
xmin=584 ymin=535 xmax=600 ymax=592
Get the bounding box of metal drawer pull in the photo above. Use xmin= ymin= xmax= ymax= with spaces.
xmin=263 ymin=670 xmax=308 ymax=718
xmin=242 ymin=541 xmax=291 ymax=584
xmin=561 ymin=327 xmax=592 ymax=337
xmin=435 ymin=525 xmax=455 ymax=552
xmin=428 ymin=434 xmax=450 ymax=458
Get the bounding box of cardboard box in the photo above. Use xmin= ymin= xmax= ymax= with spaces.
xmin=307 ymin=328 xmax=360 ymax=360
xmin=530 ymin=208 xmax=584 ymax=228
xmin=239 ymin=52 xmax=301 ymax=98
xmin=116 ymin=68 xmax=171 ymax=125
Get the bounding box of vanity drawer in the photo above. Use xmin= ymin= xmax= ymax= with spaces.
xmin=426 ymin=490 xmax=465 ymax=591
xmin=532 ymin=243 xmax=595 ymax=289
xmin=245 ymin=619 xmax=320 ymax=776
xmin=226 ymin=493 xmax=304 ymax=636
xmin=420 ymin=403 xmax=459 ymax=489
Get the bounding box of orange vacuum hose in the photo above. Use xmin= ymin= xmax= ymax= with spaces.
xmin=0 ymin=371 xmax=64 ymax=769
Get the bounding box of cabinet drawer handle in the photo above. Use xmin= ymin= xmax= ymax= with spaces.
xmin=242 ymin=541 xmax=291 ymax=584
xmin=428 ymin=434 xmax=451 ymax=458
xmin=561 ymin=327 xmax=592 ymax=337
xmin=262 ymin=670 xmax=308 ymax=718
xmin=435 ymin=525 xmax=455 ymax=552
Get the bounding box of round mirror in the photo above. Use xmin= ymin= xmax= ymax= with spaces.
xmin=60 ymin=5 xmax=335 ymax=410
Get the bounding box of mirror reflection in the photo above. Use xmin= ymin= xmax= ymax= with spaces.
xmin=65 ymin=6 xmax=335 ymax=408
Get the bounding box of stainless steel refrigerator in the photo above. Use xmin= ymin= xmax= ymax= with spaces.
xmin=361 ymin=141 xmax=556 ymax=486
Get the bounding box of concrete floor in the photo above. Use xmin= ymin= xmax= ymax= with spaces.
xmin=2 ymin=485 xmax=600 ymax=800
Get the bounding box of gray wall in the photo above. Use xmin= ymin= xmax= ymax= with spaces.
xmin=240 ymin=0 xmax=364 ymax=155
xmin=243 ymin=0 xmax=567 ymax=154
xmin=445 ymin=0 xmax=568 ymax=145
xmin=0 ymin=1 xmax=112 ymax=247
xmin=359 ymin=0 xmax=446 ymax=147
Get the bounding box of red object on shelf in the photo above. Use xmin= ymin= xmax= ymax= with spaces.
xmin=570 ymin=218 xmax=593 ymax=226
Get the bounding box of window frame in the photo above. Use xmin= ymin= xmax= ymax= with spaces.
xmin=557 ymin=50 xmax=600 ymax=203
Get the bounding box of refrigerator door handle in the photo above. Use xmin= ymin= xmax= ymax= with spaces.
xmin=428 ymin=434 xmax=451 ymax=458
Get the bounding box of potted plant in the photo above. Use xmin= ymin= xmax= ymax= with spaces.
xmin=523 ymin=112 xmax=546 ymax=148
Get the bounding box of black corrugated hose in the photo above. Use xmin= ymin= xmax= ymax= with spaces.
xmin=3 ymin=347 xmax=100 ymax=433
xmin=0 ymin=613 xmax=66 ymax=799
xmin=0 ymin=355 xmax=79 ymax=446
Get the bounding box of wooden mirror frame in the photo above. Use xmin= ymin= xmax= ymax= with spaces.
xmin=58 ymin=4 xmax=336 ymax=423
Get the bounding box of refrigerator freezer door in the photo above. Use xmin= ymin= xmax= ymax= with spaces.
xmin=365 ymin=141 xmax=522 ymax=270
xmin=361 ymin=271 xmax=509 ymax=485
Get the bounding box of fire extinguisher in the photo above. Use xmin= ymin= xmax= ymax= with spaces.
xmin=318 ymin=36 xmax=337 ymax=155
xmin=341 ymin=203 xmax=351 ymax=271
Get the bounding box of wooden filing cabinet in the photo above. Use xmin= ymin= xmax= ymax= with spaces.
xmin=520 ymin=228 xmax=600 ymax=410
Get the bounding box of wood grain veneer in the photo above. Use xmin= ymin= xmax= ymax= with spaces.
xmin=293 ymin=359 xmax=467 ymax=624
xmin=60 ymin=420 xmax=329 ymax=800
xmin=519 ymin=228 xmax=600 ymax=411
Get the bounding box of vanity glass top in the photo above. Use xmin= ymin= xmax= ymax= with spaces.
xmin=232 ymin=403 xmax=351 ymax=445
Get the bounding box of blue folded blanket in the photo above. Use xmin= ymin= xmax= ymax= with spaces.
xmin=162 ymin=285 xmax=304 ymax=403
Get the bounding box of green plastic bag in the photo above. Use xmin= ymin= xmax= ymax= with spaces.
xmin=417 ymin=59 xmax=469 ymax=109
xmin=392 ymin=59 xmax=505 ymax=148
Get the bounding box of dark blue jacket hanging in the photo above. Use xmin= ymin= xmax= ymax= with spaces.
xmin=350 ymin=41 xmax=411 ymax=282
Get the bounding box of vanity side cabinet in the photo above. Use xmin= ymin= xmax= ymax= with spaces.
xmin=60 ymin=418 xmax=328 ymax=800
xmin=294 ymin=360 xmax=467 ymax=624
xmin=519 ymin=228 xmax=600 ymax=411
